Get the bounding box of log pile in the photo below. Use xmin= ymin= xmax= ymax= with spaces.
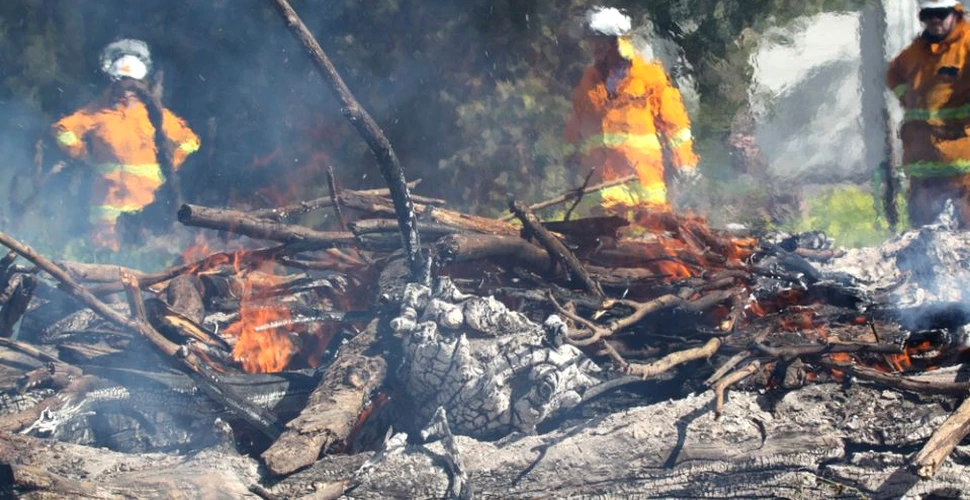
xmin=1 ymin=1 xmax=969 ymax=497
xmin=2 ymin=177 xmax=970 ymax=497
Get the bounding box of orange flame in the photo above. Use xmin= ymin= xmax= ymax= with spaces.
xmin=224 ymin=276 xmax=295 ymax=373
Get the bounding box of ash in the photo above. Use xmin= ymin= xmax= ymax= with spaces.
xmin=391 ymin=278 xmax=602 ymax=439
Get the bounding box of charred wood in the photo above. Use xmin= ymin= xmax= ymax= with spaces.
xmin=178 ymin=204 xmax=357 ymax=248
xmin=0 ymin=275 xmax=35 ymax=337
xmin=165 ymin=274 xmax=205 ymax=324
xmin=0 ymin=231 xmax=283 ymax=440
xmin=510 ymin=199 xmax=603 ymax=297
xmin=911 ymin=395 xmax=970 ymax=479
xmin=262 ymin=321 xmax=387 ymax=476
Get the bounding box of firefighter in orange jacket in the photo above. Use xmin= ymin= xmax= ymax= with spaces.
xmin=566 ymin=7 xmax=700 ymax=214
xmin=52 ymin=39 xmax=200 ymax=250
xmin=889 ymin=0 xmax=970 ymax=227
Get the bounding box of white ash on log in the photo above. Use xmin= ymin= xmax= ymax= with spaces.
xmin=390 ymin=278 xmax=602 ymax=438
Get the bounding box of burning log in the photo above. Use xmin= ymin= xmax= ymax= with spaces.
xmin=262 ymin=321 xmax=387 ymax=476
xmin=0 ymin=231 xmax=283 ymax=440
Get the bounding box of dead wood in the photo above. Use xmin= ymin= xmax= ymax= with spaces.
xmin=0 ymin=274 xmax=35 ymax=337
xmin=714 ymin=360 xmax=761 ymax=417
xmin=754 ymin=341 xmax=903 ymax=359
xmin=165 ymin=274 xmax=205 ymax=324
xmin=435 ymin=233 xmax=551 ymax=271
xmin=248 ymin=180 xmax=436 ymax=221
xmin=0 ymin=231 xmax=282 ymax=440
xmin=268 ymin=0 xmax=425 ymax=281
xmin=499 ymin=174 xmax=638 ymax=221
xmin=262 ymin=320 xmax=387 ymax=476
xmin=819 ymin=359 xmax=970 ymax=396
xmin=625 ymin=337 xmax=723 ymax=379
xmin=911 ymin=395 xmax=970 ymax=479
xmin=178 ymin=204 xmax=357 ymax=248
xmin=0 ymin=431 xmax=259 ymax=499
xmin=338 ymin=190 xmax=518 ymax=236
xmin=510 ymin=199 xmax=603 ymax=296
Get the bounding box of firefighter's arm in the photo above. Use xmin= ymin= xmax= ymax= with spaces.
xmin=51 ymin=111 xmax=94 ymax=160
xmin=656 ymin=80 xmax=699 ymax=175
xmin=887 ymin=54 xmax=908 ymax=104
xmin=162 ymin=109 xmax=201 ymax=168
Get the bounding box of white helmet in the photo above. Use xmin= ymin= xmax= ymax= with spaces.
xmin=918 ymin=0 xmax=960 ymax=9
xmin=100 ymin=39 xmax=152 ymax=81
xmin=586 ymin=7 xmax=631 ymax=37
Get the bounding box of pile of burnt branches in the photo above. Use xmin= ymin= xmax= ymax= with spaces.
xmin=1 ymin=168 xmax=969 ymax=493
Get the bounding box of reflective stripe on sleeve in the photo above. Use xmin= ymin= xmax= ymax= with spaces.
xmin=893 ymin=84 xmax=907 ymax=98
xmin=56 ymin=131 xmax=80 ymax=147
xmin=903 ymin=159 xmax=970 ymax=178
xmin=600 ymin=181 xmax=667 ymax=208
xmin=94 ymin=163 xmax=166 ymax=184
xmin=90 ymin=203 xmax=145 ymax=223
xmin=667 ymin=128 xmax=693 ymax=149
xmin=179 ymin=138 xmax=201 ymax=153
xmin=903 ymin=104 xmax=970 ymax=122
xmin=580 ymin=132 xmax=662 ymax=153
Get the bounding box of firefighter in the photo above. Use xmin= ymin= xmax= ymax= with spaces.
xmin=888 ymin=0 xmax=970 ymax=227
xmin=566 ymin=7 xmax=700 ymax=216
xmin=51 ymin=39 xmax=200 ymax=250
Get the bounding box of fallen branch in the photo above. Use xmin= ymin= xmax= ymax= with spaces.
xmin=262 ymin=321 xmax=387 ymax=476
xmin=510 ymin=199 xmax=603 ymax=296
xmin=268 ymin=0 xmax=425 ymax=281
xmin=248 ymin=180 xmax=433 ymax=221
xmin=500 ymin=174 xmax=637 ymax=221
xmin=819 ymin=359 xmax=970 ymax=396
xmin=910 ymin=395 xmax=970 ymax=479
xmin=713 ymin=360 xmax=761 ymax=417
xmin=178 ymin=204 xmax=357 ymax=248
xmin=625 ymin=337 xmax=722 ymax=379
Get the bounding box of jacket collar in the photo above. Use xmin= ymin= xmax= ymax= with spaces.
xmin=921 ymin=18 xmax=968 ymax=53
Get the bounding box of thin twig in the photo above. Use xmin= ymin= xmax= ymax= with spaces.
xmin=714 ymin=360 xmax=761 ymax=417
xmin=500 ymin=174 xmax=637 ymax=221
xmin=625 ymin=337 xmax=722 ymax=379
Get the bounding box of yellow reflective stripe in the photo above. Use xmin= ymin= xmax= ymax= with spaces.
xmin=56 ymin=131 xmax=80 ymax=146
xmin=893 ymin=84 xmax=907 ymax=98
xmin=179 ymin=139 xmax=200 ymax=153
xmin=903 ymin=104 xmax=970 ymax=122
xmin=600 ymin=181 xmax=667 ymax=207
xmin=668 ymin=128 xmax=693 ymax=148
xmin=90 ymin=203 xmax=143 ymax=223
xmin=903 ymin=159 xmax=970 ymax=178
xmin=580 ymin=133 xmax=662 ymax=152
xmin=94 ymin=163 xmax=165 ymax=183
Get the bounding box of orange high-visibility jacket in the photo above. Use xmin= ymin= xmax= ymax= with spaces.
xmin=566 ymin=54 xmax=698 ymax=208
xmin=52 ymin=100 xmax=200 ymax=229
xmin=888 ymin=18 xmax=970 ymax=179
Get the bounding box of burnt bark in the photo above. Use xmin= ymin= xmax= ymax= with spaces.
xmin=262 ymin=321 xmax=387 ymax=476
xmin=177 ymin=204 xmax=357 ymax=248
